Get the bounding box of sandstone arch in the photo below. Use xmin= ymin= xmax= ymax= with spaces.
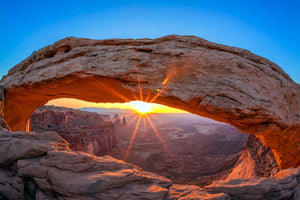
xmin=0 ymin=35 xmax=299 ymax=169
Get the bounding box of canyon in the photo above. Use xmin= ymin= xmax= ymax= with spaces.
xmin=0 ymin=35 xmax=299 ymax=199
xmin=30 ymin=105 xmax=249 ymax=186
xmin=30 ymin=106 xmax=116 ymax=156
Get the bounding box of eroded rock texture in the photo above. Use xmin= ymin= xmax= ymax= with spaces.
xmin=227 ymin=135 xmax=279 ymax=179
xmin=0 ymin=131 xmax=299 ymax=200
xmin=30 ymin=106 xmax=116 ymax=156
xmin=206 ymin=168 xmax=300 ymax=200
xmin=0 ymin=130 xmax=224 ymax=200
xmin=0 ymin=35 xmax=299 ymax=169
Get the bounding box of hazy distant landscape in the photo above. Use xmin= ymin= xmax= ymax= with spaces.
xmin=30 ymin=106 xmax=248 ymax=186
xmin=80 ymin=107 xmax=248 ymax=186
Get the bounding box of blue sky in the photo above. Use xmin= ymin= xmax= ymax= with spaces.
xmin=0 ymin=0 xmax=299 ymax=83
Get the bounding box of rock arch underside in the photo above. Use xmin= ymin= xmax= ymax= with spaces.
xmin=1 ymin=35 xmax=300 ymax=199
xmin=0 ymin=35 xmax=299 ymax=172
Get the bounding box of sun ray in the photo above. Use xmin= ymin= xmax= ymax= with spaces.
xmin=124 ymin=115 xmax=142 ymax=161
xmin=149 ymin=87 xmax=166 ymax=103
xmin=147 ymin=113 xmax=171 ymax=126
xmin=132 ymin=93 xmax=138 ymax=101
xmin=149 ymin=64 xmax=180 ymax=103
xmin=130 ymin=101 xmax=151 ymax=114
xmin=162 ymin=64 xmax=178 ymax=86
xmin=143 ymin=114 xmax=148 ymax=139
xmin=138 ymin=81 xmax=143 ymax=101
xmin=145 ymin=89 xmax=151 ymax=103
xmin=95 ymin=79 xmax=130 ymax=102
xmin=149 ymin=80 xmax=172 ymax=103
xmin=145 ymin=114 xmax=176 ymax=159
xmin=87 ymin=77 xmax=131 ymax=102
xmin=127 ymin=114 xmax=139 ymax=127
xmin=123 ymin=112 xmax=137 ymax=118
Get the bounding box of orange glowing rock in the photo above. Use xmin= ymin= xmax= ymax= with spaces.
xmin=0 ymin=35 xmax=299 ymax=170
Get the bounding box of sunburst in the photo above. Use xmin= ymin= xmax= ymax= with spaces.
xmin=130 ymin=101 xmax=152 ymax=114
xmin=123 ymin=69 xmax=176 ymax=162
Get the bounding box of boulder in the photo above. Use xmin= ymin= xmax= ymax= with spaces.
xmin=0 ymin=169 xmax=23 ymax=200
xmin=0 ymin=130 xmax=68 ymax=168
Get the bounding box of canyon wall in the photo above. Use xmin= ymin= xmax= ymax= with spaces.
xmin=0 ymin=35 xmax=299 ymax=169
xmin=29 ymin=106 xmax=280 ymax=186
xmin=227 ymin=135 xmax=279 ymax=180
xmin=30 ymin=106 xmax=116 ymax=156
xmin=29 ymin=106 xmax=245 ymax=187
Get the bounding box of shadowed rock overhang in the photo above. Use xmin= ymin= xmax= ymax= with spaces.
xmin=0 ymin=35 xmax=299 ymax=169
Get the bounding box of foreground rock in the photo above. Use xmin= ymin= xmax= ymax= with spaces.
xmin=1 ymin=35 xmax=299 ymax=169
xmin=227 ymin=135 xmax=279 ymax=180
xmin=0 ymin=130 xmax=228 ymax=200
xmin=0 ymin=130 xmax=300 ymax=199
xmin=206 ymin=168 xmax=300 ymax=200
xmin=167 ymin=185 xmax=230 ymax=200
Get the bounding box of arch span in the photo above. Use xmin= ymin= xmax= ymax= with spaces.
xmin=0 ymin=35 xmax=299 ymax=169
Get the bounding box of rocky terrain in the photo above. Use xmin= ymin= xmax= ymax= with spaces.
xmin=29 ymin=105 xmax=283 ymax=187
xmin=1 ymin=35 xmax=299 ymax=169
xmin=0 ymin=130 xmax=299 ymax=200
xmin=113 ymin=113 xmax=248 ymax=187
xmin=31 ymin=106 xmax=116 ymax=156
xmin=227 ymin=134 xmax=279 ymax=180
xmin=30 ymin=106 xmax=249 ymax=186
xmin=0 ymin=34 xmax=299 ymax=199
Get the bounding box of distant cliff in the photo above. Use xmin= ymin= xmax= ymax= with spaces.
xmin=30 ymin=106 xmax=280 ymax=187
xmin=30 ymin=106 xmax=117 ymax=156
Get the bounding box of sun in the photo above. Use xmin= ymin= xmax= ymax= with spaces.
xmin=130 ymin=101 xmax=152 ymax=114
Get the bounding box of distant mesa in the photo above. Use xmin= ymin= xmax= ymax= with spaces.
xmin=31 ymin=106 xmax=115 ymax=156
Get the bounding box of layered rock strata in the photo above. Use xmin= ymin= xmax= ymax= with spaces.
xmin=0 ymin=130 xmax=299 ymax=200
xmin=227 ymin=135 xmax=279 ymax=179
xmin=0 ymin=35 xmax=299 ymax=169
xmin=30 ymin=106 xmax=116 ymax=156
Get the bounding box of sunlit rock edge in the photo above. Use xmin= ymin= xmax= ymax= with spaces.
xmin=0 ymin=130 xmax=299 ymax=200
xmin=0 ymin=34 xmax=299 ymax=199
xmin=1 ymin=35 xmax=299 ymax=169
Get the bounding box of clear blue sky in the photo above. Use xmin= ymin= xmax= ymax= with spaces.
xmin=0 ymin=0 xmax=299 ymax=83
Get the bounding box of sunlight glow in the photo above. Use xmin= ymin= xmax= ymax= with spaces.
xmin=130 ymin=101 xmax=151 ymax=114
xmin=45 ymin=71 xmax=185 ymax=162
xmin=124 ymin=115 xmax=142 ymax=161
xmin=46 ymin=99 xmax=188 ymax=113
xmin=45 ymin=65 xmax=189 ymax=114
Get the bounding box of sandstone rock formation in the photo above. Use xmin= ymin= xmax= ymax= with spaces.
xmin=0 ymin=35 xmax=299 ymax=169
xmin=30 ymin=106 xmax=116 ymax=156
xmin=0 ymin=130 xmax=299 ymax=200
xmin=0 ymin=130 xmax=171 ymax=199
xmin=206 ymin=168 xmax=300 ymax=200
xmin=227 ymin=135 xmax=279 ymax=180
